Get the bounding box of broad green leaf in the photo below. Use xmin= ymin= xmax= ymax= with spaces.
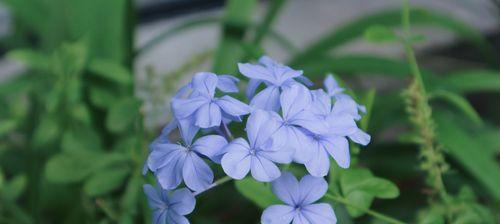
xmin=89 ymin=86 xmax=117 ymax=109
xmin=340 ymin=168 xmax=373 ymax=195
xmin=7 ymin=49 xmax=51 ymax=71
xmin=88 ymin=58 xmax=132 ymax=85
xmin=106 ymin=98 xmax=141 ymax=133
xmin=364 ymin=25 xmax=397 ymax=43
xmin=429 ymin=90 xmax=483 ymax=126
xmin=70 ymin=103 xmax=92 ymax=125
xmin=84 ymin=167 xmax=130 ymax=197
xmin=290 ymin=8 xmax=495 ymax=66
xmin=45 ymin=152 xmax=98 ymax=183
xmin=2 ymin=175 xmax=27 ymax=201
xmin=355 ymin=177 xmax=400 ymax=199
xmin=61 ymin=126 xmax=102 ymax=152
xmin=234 ymin=177 xmax=280 ymax=208
xmin=434 ymin=110 xmax=500 ymax=200
xmin=444 ymin=70 xmax=500 ymax=93
xmin=0 ymin=120 xmax=18 ymax=138
xmin=33 ymin=115 xmax=60 ymax=146
xmin=121 ymin=173 xmax=141 ymax=212
xmin=344 ymin=191 xmax=374 ymax=218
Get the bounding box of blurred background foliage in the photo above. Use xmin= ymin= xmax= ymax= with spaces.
xmin=0 ymin=0 xmax=499 ymax=223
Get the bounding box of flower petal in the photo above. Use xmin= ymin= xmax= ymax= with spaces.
xmin=238 ymin=63 xmax=276 ymax=84
xmin=171 ymin=97 xmax=208 ymax=119
xmin=323 ymin=136 xmax=350 ymax=169
xmin=182 ymin=152 xmax=214 ymax=191
xmin=271 ymin=172 xmax=300 ymax=205
xmin=250 ymin=86 xmax=281 ymax=111
xmin=177 ymin=118 xmax=199 ymax=145
xmin=324 ymin=74 xmax=344 ymax=96
xmin=349 ymin=128 xmax=371 ymax=146
xmin=221 ymin=138 xmax=251 ymax=179
xmin=325 ymin=113 xmax=358 ymax=136
xmin=246 ymin=79 xmax=263 ymax=99
xmin=143 ymin=184 xmax=164 ymax=209
xmin=246 ymin=109 xmax=280 ymax=148
xmin=166 ymin=211 xmax=189 ymax=224
xmin=298 ymin=175 xmax=328 ymax=205
xmin=310 ymin=89 xmax=331 ymax=117
xmin=169 ymin=188 xmax=196 ymax=215
xmin=155 ymin=152 xmax=186 ymax=190
xmin=261 ymin=205 xmax=296 ymax=224
xmin=289 ymin=110 xmax=329 ymax=134
xmin=250 ymin=156 xmax=281 ymax=182
xmin=216 ymin=75 xmax=239 ymax=93
xmin=332 ymin=96 xmax=360 ymax=120
xmin=280 ymin=84 xmax=311 ymax=120
xmin=300 ymin=203 xmax=337 ymax=224
xmin=192 ymin=135 xmax=228 ymax=163
xmin=147 ymin=143 xmax=185 ymax=171
xmin=191 ymin=72 xmax=218 ymax=97
xmin=304 ymin=143 xmax=330 ymax=177
xmin=215 ymin=96 xmax=251 ymax=117
xmin=153 ymin=210 xmax=168 ymax=224
xmin=195 ymin=102 xmax=222 ymax=128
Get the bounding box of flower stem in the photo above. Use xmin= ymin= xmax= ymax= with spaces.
xmin=324 ymin=193 xmax=406 ymax=224
xmin=219 ymin=122 xmax=234 ymax=141
xmin=194 ymin=176 xmax=233 ymax=196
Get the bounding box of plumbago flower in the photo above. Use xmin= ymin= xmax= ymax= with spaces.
xmin=171 ymin=72 xmax=251 ymax=128
xmin=144 ymin=184 xmax=195 ymax=224
xmin=261 ymin=172 xmax=336 ymax=224
xmin=238 ymin=56 xmax=312 ymax=111
xmin=221 ymin=109 xmax=294 ymax=182
xmin=143 ymin=56 xmax=371 ymax=224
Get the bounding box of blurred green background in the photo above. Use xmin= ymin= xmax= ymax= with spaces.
xmin=0 ymin=0 xmax=499 ymax=223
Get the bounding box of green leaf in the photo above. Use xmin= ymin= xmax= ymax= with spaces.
xmin=434 ymin=110 xmax=500 ymax=200
xmin=224 ymin=0 xmax=257 ymax=28
xmin=7 ymin=49 xmax=51 ymax=71
xmin=0 ymin=120 xmax=18 ymax=138
xmin=430 ymin=90 xmax=483 ymax=126
xmin=89 ymin=86 xmax=117 ymax=109
xmin=290 ymin=8 xmax=496 ymax=66
xmin=344 ymin=191 xmax=374 ymax=218
xmin=33 ymin=115 xmax=60 ymax=146
xmin=2 ymin=175 xmax=27 ymax=201
xmin=88 ymin=58 xmax=132 ymax=85
xmin=444 ymin=70 xmax=500 ymax=93
xmin=234 ymin=177 xmax=280 ymax=208
xmin=45 ymin=152 xmax=98 ymax=183
xmin=356 ymin=177 xmax=400 ymax=199
xmin=340 ymin=168 xmax=373 ymax=195
xmin=364 ymin=25 xmax=397 ymax=43
xmin=61 ymin=126 xmax=102 ymax=152
xmin=106 ymin=98 xmax=141 ymax=133
xmin=84 ymin=167 xmax=130 ymax=197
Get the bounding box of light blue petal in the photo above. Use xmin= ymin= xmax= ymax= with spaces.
xmin=332 ymin=95 xmax=361 ymax=120
xmin=153 ymin=210 xmax=168 ymax=224
xmin=289 ymin=110 xmax=329 ymax=135
xmin=261 ymin=205 xmax=296 ymax=224
xmin=310 ymin=89 xmax=331 ymax=117
xmin=192 ymin=135 xmax=228 ymax=163
xmin=191 ymin=72 xmax=218 ymax=97
xmin=323 ymin=136 xmax=350 ymax=169
xmin=215 ymin=96 xmax=251 ymax=117
xmin=271 ymin=172 xmax=300 ymax=206
xmin=171 ymin=97 xmax=208 ymax=119
xmin=295 ymin=75 xmax=314 ymax=87
xmin=182 ymin=152 xmax=214 ymax=191
xmin=195 ymin=102 xmax=221 ymax=128
xmin=246 ymin=110 xmax=281 ymax=148
xmin=221 ymin=138 xmax=251 ymax=180
xmin=143 ymin=184 xmax=165 ymax=209
xmin=250 ymin=86 xmax=281 ymax=111
xmin=300 ymin=203 xmax=337 ymax=224
xmin=166 ymin=211 xmax=190 ymax=224
xmin=177 ymin=118 xmax=199 ymax=146
xmin=250 ymin=156 xmax=281 ymax=182
xmin=155 ymin=152 xmax=186 ymax=190
xmin=245 ymin=79 xmax=263 ymax=100
xmin=280 ymin=84 xmax=311 ymax=120
xmin=147 ymin=143 xmax=185 ymax=171
xmin=324 ymin=74 xmax=344 ymax=97
xmin=168 ymin=188 xmax=196 ymax=215
xmin=325 ymin=113 xmax=358 ymax=136
xmin=258 ymin=55 xmax=276 ymax=67
xmin=349 ymin=128 xmax=371 ymax=146
xmin=304 ymin=144 xmax=330 ymax=177
xmin=298 ymin=175 xmax=328 ymax=205
xmin=238 ymin=63 xmax=277 ymax=84
xmin=216 ymin=75 xmax=239 ymax=93
xmin=173 ymin=83 xmax=193 ymax=99
xmin=258 ymin=136 xmax=294 ymax=164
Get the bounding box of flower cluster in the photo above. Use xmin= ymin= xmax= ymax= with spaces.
xmin=143 ymin=56 xmax=370 ymax=224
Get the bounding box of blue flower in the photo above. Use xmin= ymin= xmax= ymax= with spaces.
xmin=261 ymin=172 xmax=337 ymax=224
xmin=323 ymin=74 xmax=366 ymax=117
xmin=171 ymin=72 xmax=250 ymax=128
xmin=238 ymin=56 xmax=311 ymax=111
xmin=270 ymin=84 xmax=329 ymax=163
xmin=147 ymin=121 xmax=228 ymax=191
xmin=143 ymin=184 xmax=196 ymax=224
xmin=221 ymin=109 xmax=294 ymax=182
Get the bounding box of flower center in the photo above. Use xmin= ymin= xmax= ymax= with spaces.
xmin=249 ymin=148 xmax=257 ymax=156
